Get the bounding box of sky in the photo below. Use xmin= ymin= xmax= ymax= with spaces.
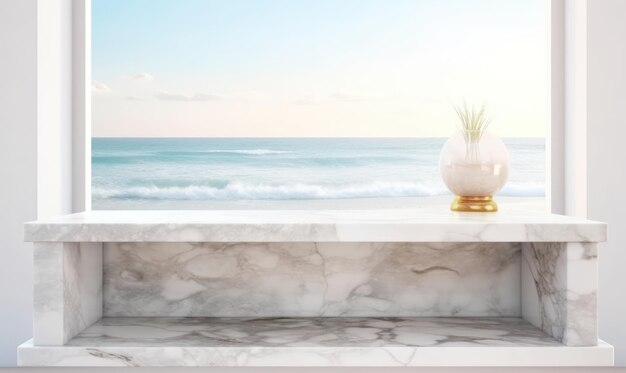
xmin=92 ymin=0 xmax=548 ymax=138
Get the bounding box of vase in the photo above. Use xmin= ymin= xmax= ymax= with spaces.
xmin=439 ymin=131 xmax=509 ymax=212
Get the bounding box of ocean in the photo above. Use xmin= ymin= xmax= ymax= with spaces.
xmin=92 ymin=137 xmax=545 ymax=209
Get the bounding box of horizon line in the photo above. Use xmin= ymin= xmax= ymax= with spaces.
xmin=92 ymin=135 xmax=546 ymax=139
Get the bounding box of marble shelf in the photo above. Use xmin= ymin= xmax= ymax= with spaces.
xmin=25 ymin=210 xmax=606 ymax=243
xmin=18 ymin=317 xmax=613 ymax=367
xmin=20 ymin=210 xmax=613 ymax=367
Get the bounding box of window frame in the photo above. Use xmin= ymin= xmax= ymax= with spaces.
xmin=67 ymin=0 xmax=585 ymax=214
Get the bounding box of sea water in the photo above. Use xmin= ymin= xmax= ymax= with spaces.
xmin=92 ymin=137 xmax=545 ymax=209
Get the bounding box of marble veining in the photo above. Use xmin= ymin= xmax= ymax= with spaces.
xmin=521 ymin=242 xmax=598 ymax=346
xmin=24 ymin=210 xmax=607 ymax=242
xmin=18 ymin=317 xmax=614 ymax=367
xmin=104 ymin=242 xmax=521 ymax=317
xmin=22 ymin=210 xmax=611 ymax=366
xmin=71 ymin=317 xmax=561 ymax=348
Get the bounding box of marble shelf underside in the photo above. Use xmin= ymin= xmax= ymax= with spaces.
xmin=18 ymin=317 xmax=613 ymax=367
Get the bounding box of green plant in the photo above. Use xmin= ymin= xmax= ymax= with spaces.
xmin=452 ymin=102 xmax=493 ymax=160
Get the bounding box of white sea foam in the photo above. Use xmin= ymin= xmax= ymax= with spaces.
xmin=92 ymin=181 xmax=448 ymax=200
xmin=92 ymin=181 xmax=544 ymax=201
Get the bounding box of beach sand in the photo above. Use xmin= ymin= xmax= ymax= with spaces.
xmin=93 ymin=196 xmax=546 ymax=213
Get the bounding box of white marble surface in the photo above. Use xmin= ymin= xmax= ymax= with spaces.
xmin=18 ymin=317 xmax=613 ymax=367
xmin=33 ymin=242 xmax=102 ymax=345
xmin=24 ymin=210 xmax=607 ymax=243
xmin=66 ymin=317 xmax=564 ymax=347
xmin=104 ymin=242 xmax=520 ymax=317
xmin=23 ymin=210 xmax=609 ymax=366
xmin=521 ymin=242 xmax=598 ymax=346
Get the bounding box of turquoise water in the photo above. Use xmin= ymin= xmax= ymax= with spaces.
xmin=92 ymin=137 xmax=545 ymax=208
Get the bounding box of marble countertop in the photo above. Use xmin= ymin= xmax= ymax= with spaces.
xmin=24 ymin=210 xmax=606 ymax=243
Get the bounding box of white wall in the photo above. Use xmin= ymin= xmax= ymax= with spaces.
xmin=587 ymin=0 xmax=626 ymax=367
xmin=36 ymin=0 xmax=74 ymax=218
xmin=0 ymin=0 xmax=37 ymax=366
xmin=0 ymin=0 xmax=73 ymax=366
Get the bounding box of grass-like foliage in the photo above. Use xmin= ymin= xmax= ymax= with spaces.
xmin=452 ymin=102 xmax=493 ymax=160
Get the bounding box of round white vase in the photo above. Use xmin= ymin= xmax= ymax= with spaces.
xmin=439 ymin=131 xmax=510 ymax=212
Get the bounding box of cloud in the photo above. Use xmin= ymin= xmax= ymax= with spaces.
xmin=92 ymin=80 xmax=112 ymax=94
xmin=292 ymin=91 xmax=388 ymax=105
xmin=124 ymin=95 xmax=143 ymax=101
xmin=156 ymin=90 xmax=223 ymax=102
xmin=332 ymin=91 xmax=383 ymax=102
xmin=293 ymin=93 xmax=322 ymax=106
xmin=132 ymin=72 xmax=155 ymax=81
xmin=231 ymin=91 xmax=264 ymax=101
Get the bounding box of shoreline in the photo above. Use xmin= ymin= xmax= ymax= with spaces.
xmin=93 ymin=196 xmax=546 ymax=213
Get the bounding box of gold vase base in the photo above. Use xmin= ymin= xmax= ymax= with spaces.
xmin=451 ymin=196 xmax=498 ymax=212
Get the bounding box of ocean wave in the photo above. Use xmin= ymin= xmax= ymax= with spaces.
xmin=153 ymin=149 xmax=293 ymax=156
xmin=93 ymin=182 xmax=449 ymax=201
xmin=94 ymin=181 xmax=545 ymax=201
xmin=200 ymin=149 xmax=292 ymax=155
xmin=92 ymin=149 xmax=294 ymax=164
